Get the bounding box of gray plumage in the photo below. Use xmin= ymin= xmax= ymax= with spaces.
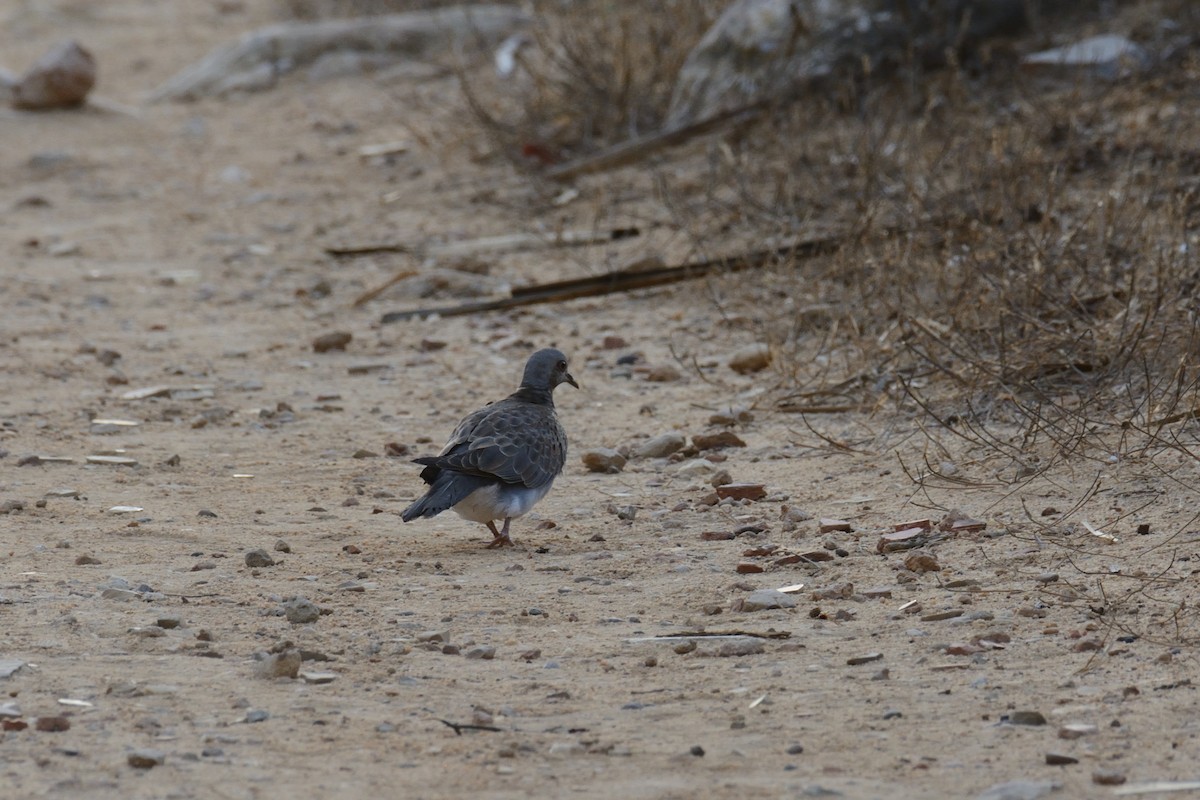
xmin=401 ymin=348 xmax=577 ymax=548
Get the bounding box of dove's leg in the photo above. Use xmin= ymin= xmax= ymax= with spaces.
xmin=485 ymin=518 xmax=514 ymax=548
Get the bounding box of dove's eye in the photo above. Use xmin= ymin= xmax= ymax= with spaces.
xmin=557 ymin=360 xmax=567 ymax=371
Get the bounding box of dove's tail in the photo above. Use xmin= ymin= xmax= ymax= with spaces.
xmin=401 ymin=459 xmax=491 ymax=522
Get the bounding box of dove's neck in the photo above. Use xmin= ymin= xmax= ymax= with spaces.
xmin=512 ymin=385 xmax=554 ymax=407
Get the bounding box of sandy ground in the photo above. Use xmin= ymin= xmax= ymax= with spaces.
xmin=2 ymin=3 xmax=1199 ymax=799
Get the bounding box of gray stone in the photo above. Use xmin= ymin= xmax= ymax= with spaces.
xmin=464 ymin=645 xmax=496 ymax=660
xmin=674 ymin=458 xmax=716 ymax=478
xmin=1008 ymin=710 xmax=1047 ymax=726
xmin=716 ymin=638 xmax=765 ymax=657
xmin=0 ymin=659 xmax=26 ymax=680
xmin=129 ymin=626 xmax=166 ymax=638
xmin=548 ymin=741 xmax=585 ymax=756
xmin=245 ymin=548 xmax=276 ymax=568
xmin=741 ymin=589 xmax=797 ymax=612
xmin=300 ymin=670 xmax=337 ymax=684
xmin=634 ymin=432 xmax=686 ymax=459
xmin=283 ymin=597 xmax=321 ymax=624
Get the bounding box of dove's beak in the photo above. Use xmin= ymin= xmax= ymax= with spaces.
xmin=564 ymin=372 xmax=579 ymax=390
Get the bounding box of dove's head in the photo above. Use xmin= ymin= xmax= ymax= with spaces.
xmin=523 ymin=348 xmax=579 ymax=393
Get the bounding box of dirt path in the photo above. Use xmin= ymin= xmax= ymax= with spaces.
xmin=1 ymin=3 xmax=1197 ymax=799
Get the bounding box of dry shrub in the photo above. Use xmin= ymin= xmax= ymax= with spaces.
xmin=452 ymin=0 xmax=1199 ymax=641
xmin=693 ymin=36 xmax=1200 ymax=473
xmin=681 ymin=3 xmax=1200 ymax=647
xmin=460 ymin=0 xmax=727 ymax=161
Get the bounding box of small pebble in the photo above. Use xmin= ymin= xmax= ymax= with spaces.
xmin=1045 ymin=752 xmax=1078 ymax=765
xmin=847 ymin=653 xmax=883 ymax=666
xmin=904 ymin=552 xmax=941 ymax=573
xmin=283 ymin=597 xmax=321 ymax=625
xmin=1092 ymin=770 xmax=1126 ymax=786
xmin=709 ymin=406 xmax=753 ymax=425
xmin=1058 ymin=723 xmax=1098 ymax=739
xmin=692 ymin=431 xmax=746 ymax=450
xmin=716 ymin=639 xmax=764 ymax=657
xmin=35 ymin=716 xmax=70 ymax=732
xmin=12 ymin=41 xmax=96 ymax=110
xmin=465 ymin=646 xmax=496 ymax=660
xmin=299 ymin=671 xmax=337 ymax=684
xmin=581 ymin=448 xmax=625 ymax=473
xmin=127 ymin=749 xmax=165 ymax=769
xmin=728 ymin=343 xmax=771 ymax=374
xmin=245 ymin=549 xmax=275 ymax=568
xmin=313 ymin=331 xmax=352 ymax=353
xmin=634 ymin=432 xmax=685 ymax=459
xmin=256 ymin=650 xmax=301 ymax=679
xmin=716 ymin=483 xmax=766 ymax=501
xmin=1007 ymin=710 xmax=1047 ymax=726
xmin=642 ymin=363 xmax=681 ymax=382
xmin=709 ymin=469 xmax=733 ymax=487
xmin=741 ymin=589 xmax=796 ymax=612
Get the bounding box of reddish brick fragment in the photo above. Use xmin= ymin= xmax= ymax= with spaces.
xmin=716 ymin=484 xmax=767 ymax=501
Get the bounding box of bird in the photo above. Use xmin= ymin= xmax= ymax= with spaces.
xmin=401 ymin=348 xmax=577 ymax=548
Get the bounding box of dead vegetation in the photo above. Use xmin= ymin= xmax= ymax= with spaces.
xmin=458 ymin=0 xmax=725 ymax=160
xmin=460 ymin=1 xmax=1200 ymax=473
xmin=452 ymin=0 xmax=1200 ymax=647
